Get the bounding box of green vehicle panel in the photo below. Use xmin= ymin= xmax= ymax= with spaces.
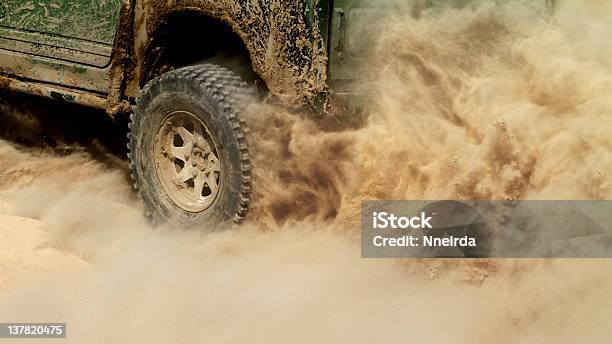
xmin=0 ymin=0 xmax=122 ymax=96
xmin=0 ymin=0 xmax=121 ymax=66
xmin=1 ymin=0 xmax=121 ymax=44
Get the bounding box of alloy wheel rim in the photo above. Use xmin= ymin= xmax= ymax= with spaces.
xmin=153 ymin=110 xmax=221 ymax=212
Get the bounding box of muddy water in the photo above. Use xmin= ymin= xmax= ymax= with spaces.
xmin=0 ymin=1 xmax=610 ymax=343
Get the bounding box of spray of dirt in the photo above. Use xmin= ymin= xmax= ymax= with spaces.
xmin=0 ymin=1 xmax=611 ymax=343
xmin=249 ymin=0 xmax=611 ymax=230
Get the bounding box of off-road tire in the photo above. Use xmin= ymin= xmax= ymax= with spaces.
xmin=128 ymin=64 xmax=253 ymax=228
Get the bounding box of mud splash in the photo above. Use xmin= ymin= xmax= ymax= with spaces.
xmin=249 ymin=0 xmax=611 ymax=230
xmin=0 ymin=1 xmax=611 ymax=343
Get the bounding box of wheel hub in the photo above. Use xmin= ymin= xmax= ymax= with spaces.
xmin=153 ymin=111 xmax=221 ymax=213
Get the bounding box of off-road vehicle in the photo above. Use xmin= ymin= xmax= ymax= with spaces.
xmin=0 ymin=0 xmax=553 ymax=227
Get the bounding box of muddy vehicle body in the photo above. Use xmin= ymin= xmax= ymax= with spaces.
xmin=0 ymin=0 xmax=336 ymax=112
xmin=0 ymin=0 xmax=553 ymax=226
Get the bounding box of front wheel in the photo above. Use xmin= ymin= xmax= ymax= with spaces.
xmin=128 ymin=64 xmax=253 ymax=228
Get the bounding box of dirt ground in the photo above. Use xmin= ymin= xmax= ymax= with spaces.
xmin=0 ymin=1 xmax=611 ymax=343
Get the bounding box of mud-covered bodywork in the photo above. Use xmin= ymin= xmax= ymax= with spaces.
xmin=0 ymin=1 xmax=121 ymax=68
xmin=0 ymin=0 xmax=331 ymax=111
xmin=125 ymin=0 xmax=330 ymax=108
xmin=0 ymin=1 xmax=123 ymax=107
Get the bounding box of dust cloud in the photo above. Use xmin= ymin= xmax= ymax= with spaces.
xmin=0 ymin=0 xmax=611 ymax=343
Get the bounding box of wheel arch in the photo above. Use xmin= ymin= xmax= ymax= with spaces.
xmin=123 ymin=1 xmax=328 ymax=109
xmin=125 ymin=5 xmax=267 ymax=100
